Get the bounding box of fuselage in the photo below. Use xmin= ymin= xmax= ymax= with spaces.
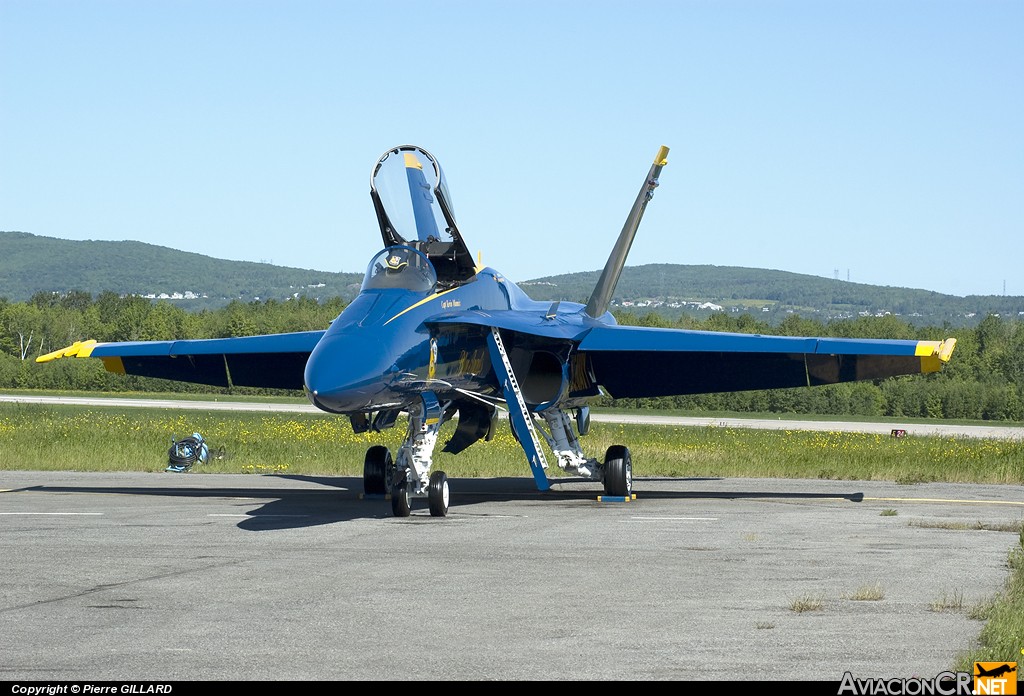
xmin=305 ymin=145 xmax=610 ymax=417
xmin=304 ymin=245 xmax=575 ymax=414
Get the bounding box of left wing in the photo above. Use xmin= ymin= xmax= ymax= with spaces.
xmin=430 ymin=312 xmax=955 ymax=398
xmin=578 ymin=325 xmax=956 ymax=397
xmin=36 ymin=330 xmax=325 ymax=390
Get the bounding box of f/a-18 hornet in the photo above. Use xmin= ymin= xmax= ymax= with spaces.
xmin=40 ymin=145 xmax=956 ymax=517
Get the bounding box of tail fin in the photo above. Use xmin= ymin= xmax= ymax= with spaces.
xmin=404 ymin=152 xmax=441 ymax=242
xmin=584 ymin=146 xmax=669 ymax=318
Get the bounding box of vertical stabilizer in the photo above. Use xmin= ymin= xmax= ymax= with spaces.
xmin=584 ymin=146 xmax=669 ymax=318
xmin=404 ymin=152 xmax=441 ymax=242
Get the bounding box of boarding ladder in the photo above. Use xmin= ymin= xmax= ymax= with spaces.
xmin=486 ymin=327 xmax=550 ymax=491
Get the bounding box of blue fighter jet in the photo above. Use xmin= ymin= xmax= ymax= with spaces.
xmin=39 ymin=145 xmax=957 ymax=517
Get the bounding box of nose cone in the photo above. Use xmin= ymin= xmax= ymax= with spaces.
xmin=304 ymin=333 xmax=393 ymax=413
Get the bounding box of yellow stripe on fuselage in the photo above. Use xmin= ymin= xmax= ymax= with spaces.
xmin=383 ymin=287 xmax=461 ymax=326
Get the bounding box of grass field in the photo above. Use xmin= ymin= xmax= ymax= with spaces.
xmin=1 ymin=401 xmax=1021 ymax=484
xmin=1 ymin=399 xmax=1020 ymax=671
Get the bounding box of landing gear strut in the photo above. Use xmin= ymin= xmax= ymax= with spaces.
xmin=387 ymin=392 xmax=450 ymax=518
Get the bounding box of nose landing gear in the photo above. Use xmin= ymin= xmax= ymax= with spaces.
xmin=362 ymin=392 xmax=452 ymax=518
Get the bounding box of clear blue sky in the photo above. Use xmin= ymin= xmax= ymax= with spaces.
xmin=2 ymin=0 xmax=1021 ymax=297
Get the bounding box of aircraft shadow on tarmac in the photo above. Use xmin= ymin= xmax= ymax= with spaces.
xmin=22 ymin=475 xmax=865 ymax=530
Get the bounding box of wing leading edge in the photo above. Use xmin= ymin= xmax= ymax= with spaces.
xmin=36 ymin=331 xmax=326 ymax=390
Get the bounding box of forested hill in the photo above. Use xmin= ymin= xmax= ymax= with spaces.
xmin=520 ymin=264 xmax=1024 ymax=327
xmin=2 ymin=232 xmax=1021 ymax=325
xmin=0 ymin=231 xmax=363 ymax=309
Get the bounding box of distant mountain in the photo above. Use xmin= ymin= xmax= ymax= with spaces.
xmin=0 ymin=231 xmax=363 ymax=309
xmin=2 ymin=232 xmax=1020 ymax=325
xmin=520 ymin=264 xmax=1024 ymax=327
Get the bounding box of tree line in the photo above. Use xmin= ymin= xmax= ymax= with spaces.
xmin=0 ymin=291 xmax=345 ymax=395
xmin=1 ymin=291 xmax=1021 ymax=421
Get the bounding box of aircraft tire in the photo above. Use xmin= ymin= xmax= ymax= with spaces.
xmin=428 ymin=471 xmax=450 ymax=517
xmin=363 ymin=445 xmax=392 ymax=495
xmin=391 ymin=474 xmax=412 ymax=517
xmin=603 ymin=445 xmax=632 ymax=497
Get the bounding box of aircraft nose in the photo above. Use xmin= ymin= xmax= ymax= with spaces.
xmin=304 ymin=333 xmax=392 ymax=413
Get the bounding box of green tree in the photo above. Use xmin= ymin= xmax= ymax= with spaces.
xmin=2 ymin=303 xmax=43 ymax=359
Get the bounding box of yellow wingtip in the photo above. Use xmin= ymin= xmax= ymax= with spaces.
xmin=918 ymin=337 xmax=957 ymax=374
xmin=938 ymin=337 xmax=956 ymax=363
xmin=36 ymin=349 xmax=63 ymax=364
xmin=654 ymin=145 xmax=669 ymax=167
xmin=35 ymin=339 xmax=98 ymax=363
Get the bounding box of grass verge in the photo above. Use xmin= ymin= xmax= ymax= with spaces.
xmin=2 ymin=402 xmax=1021 ymax=484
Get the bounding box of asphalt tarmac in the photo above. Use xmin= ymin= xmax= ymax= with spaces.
xmin=2 ymin=471 xmax=1021 ymax=681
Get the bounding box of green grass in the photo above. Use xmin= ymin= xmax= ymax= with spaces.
xmin=1 ymin=401 xmax=1023 ymax=483
xmin=930 ymin=589 xmax=966 ymax=613
xmin=908 ymin=520 xmax=1023 ymax=533
xmin=954 ymin=531 xmax=1024 ymax=671
xmin=843 ymin=584 xmax=885 ymax=601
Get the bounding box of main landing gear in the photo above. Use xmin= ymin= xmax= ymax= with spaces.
xmin=363 ymin=445 xmax=394 ymax=496
xmin=530 ymin=407 xmax=633 ymax=498
xmin=486 ymin=326 xmax=633 ymax=499
xmin=360 ymin=384 xmax=632 ymax=517
xmin=362 ymin=392 xmax=452 ymax=518
xmin=602 ymin=444 xmax=632 ymax=498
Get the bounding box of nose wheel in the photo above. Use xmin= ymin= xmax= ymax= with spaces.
xmin=388 ymin=470 xmax=450 ymax=517
xmin=391 ymin=473 xmax=412 ymax=517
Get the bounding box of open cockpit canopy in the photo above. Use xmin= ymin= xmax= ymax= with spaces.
xmin=370 ymin=145 xmax=477 ymax=285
